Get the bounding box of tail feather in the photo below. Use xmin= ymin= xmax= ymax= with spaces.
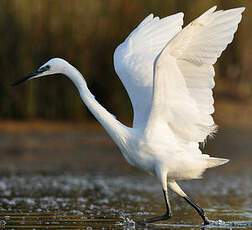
xmin=205 ymin=157 xmax=229 ymax=168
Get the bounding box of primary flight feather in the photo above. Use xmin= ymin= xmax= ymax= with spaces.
xmin=13 ymin=6 xmax=245 ymax=225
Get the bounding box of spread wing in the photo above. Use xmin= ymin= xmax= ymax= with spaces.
xmin=147 ymin=6 xmax=245 ymax=143
xmin=114 ymin=12 xmax=184 ymax=128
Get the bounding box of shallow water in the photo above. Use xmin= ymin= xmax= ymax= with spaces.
xmin=0 ymin=124 xmax=251 ymax=229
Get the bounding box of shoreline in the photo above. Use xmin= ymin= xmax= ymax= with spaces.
xmin=0 ymin=99 xmax=251 ymax=132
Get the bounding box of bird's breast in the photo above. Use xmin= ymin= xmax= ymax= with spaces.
xmin=120 ymin=136 xmax=158 ymax=174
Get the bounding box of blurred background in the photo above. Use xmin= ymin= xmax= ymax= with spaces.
xmin=0 ymin=1 xmax=251 ymax=228
xmin=0 ymin=0 xmax=250 ymax=125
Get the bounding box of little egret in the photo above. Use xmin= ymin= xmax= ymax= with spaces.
xmin=13 ymin=6 xmax=244 ymax=225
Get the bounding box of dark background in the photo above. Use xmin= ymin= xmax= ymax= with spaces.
xmin=0 ymin=0 xmax=251 ymax=125
xmin=0 ymin=2 xmax=251 ymax=228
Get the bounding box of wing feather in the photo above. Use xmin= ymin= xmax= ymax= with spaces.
xmin=114 ymin=12 xmax=184 ymax=128
xmin=147 ymin=7 xmax=245 ymax=142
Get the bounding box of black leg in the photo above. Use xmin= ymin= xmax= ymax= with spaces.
xmin=137 ymin=189 xmax=172 ymax=225
xmin=183 ymin=197 xmax=210 ymax=225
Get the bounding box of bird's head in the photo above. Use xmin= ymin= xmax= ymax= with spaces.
xmin=12 ymin=58 xmax=69 ymax=86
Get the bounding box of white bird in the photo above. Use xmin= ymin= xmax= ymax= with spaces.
xmin=13 ymin=6 xmax=244 ymax=225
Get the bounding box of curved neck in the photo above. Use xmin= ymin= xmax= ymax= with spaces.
xmin=63 ymin=63 xmax=130 ymax=150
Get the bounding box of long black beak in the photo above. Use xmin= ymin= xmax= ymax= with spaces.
xmin=12 ymin=66 xmax=48 ymax=86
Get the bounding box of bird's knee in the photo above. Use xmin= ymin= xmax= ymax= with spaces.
xmin=164 ymin=212 xmax=172 ymax=219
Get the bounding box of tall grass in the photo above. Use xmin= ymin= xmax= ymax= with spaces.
xmin=0 ymin=0 xmax=250 ymax=121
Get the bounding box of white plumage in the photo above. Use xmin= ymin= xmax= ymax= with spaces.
xmin=113 ymin=6 xmax=245 ymax=181
xmin=14 ymin=6 xmax=245 ymax=225
xmin=114 ymin=6 xmax=243 ymax=143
